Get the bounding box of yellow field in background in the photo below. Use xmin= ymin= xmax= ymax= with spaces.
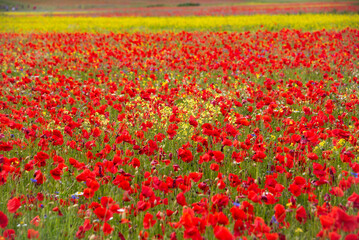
xmin=1 ymin=14 xmax=358 ymax=32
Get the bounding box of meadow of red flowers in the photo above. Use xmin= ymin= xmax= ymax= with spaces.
xmin=0 ymin=29 xmax=359 ymax=239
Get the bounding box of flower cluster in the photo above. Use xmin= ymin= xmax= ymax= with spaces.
xmin=0 ymin=29 xmax=359 ymax=239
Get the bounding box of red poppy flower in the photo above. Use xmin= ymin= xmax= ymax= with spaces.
xmin=92 ymin=127 xmax=102 ymax=138
xmin=296 ymin=206 xmax=307 ymax=224
xmin=293 ymin=176 xmax=306 ymax=186
xmin=130 ymin=158 xmax=141 ymax=168
xmin=27 ymin=229 xmax=39 ymax=239
xmin=274 ymin=204 xmax=286 ymax=223
xmin=100 ymin=196 xmax=114 ymax=208
xmin=184 ymin=226 xmax=201 ymax=240
xmin=137 ymin=201 xmax=151 ymax=212
xmin=347 ymin=192 xmax=359 ymax=209
xmin=178 ymin=148 xmax=193 ymax=163
xmin=7 ymin=197 xmax=21 ymax=213
xmin=0 ymin=142 xmax=13 ymax=151
xmin=143 ymin=212 xmax=156 ymax=229
xmin=188 ymin=172 xmax=203 ymax=182
xmin=265 ymin=233 xmax=279 ymax=240
xmin=86 ymin=179 xmax=100 ymax=191
xmin=37 ymin=193 xmax=44 ymax=201
xmin=253 ymin=217 xmax=271 ymax=237
xmin=76 ymin=226 xmax=85 ymax=239
xmin=211 ymin=194 xmax=229 ymax=211
xmin=30 ymin=216 xmax=41 ymax=227
xmin=230 ymin=207 xmax=246 ymax=221
xmin=83 ymin=219 xmax=93 ymax=231
xmin=330 ymin=187 xmax=344 ymax=197
xmin=76 ymin=169 xmax=95 ymax=182
xmin=52 ymin=130 xmax=64 ymax=146
xmin=119 ymin=180 xmax=131 ymax=191
xmin=166 ymin=209 xmax=175 ymax=217
xmin=83 ymin=188 xmax=95 ymax=199
xmin=253 ymin=151 xmax=266 ymax=162
xmin=189 ymin=115 xmax=198 ymax=128
xmin=170 ymin=232 xmax=177 ymax=240
xmin=50 ymin=167 xmax=63 ymax=180
xmin=289 ymin=183 xmax=301 ymax=197
xmin=330 ymin=207 xmax=359 ymax=232
xmin=0 ymin=211 xmax=8 ymax=228
xmin=329 ymin=231 xmax=341 ymax=240
xmin=3 ymin=229 xmax=16 ymax=240
xmin=141 ymin=185 xmax=154 ymax=198
xmin=210 ymin=163 xmax=220 ymax=171
xmin=307 ymin=152 xmax=318 ymax=160
xmin=176 ymin=192 xmax=187 ymax=206
xmin=344 ymin=234 xmax=358 ymax=240
xmin=34 ymin=151 xmax=49 ymax=166
xmin=34 ymin=170 xmax=46 ymax=185
xmin=94 ymin=207 xmax=113 ymax=222
xmin=212 ymin=151 xmax=224 ymax=163
xmin=102 ymin=222 xmax=113 ymax=236
xmin=217 ymin=212 xmax=229 ymax=225
xmin=214 ymin=226 xmax=234 ymax=240
xmin=320 ymin=215 xmax=335 ymax=229
xmin=52 ymin=207 xmax=63 ymax=216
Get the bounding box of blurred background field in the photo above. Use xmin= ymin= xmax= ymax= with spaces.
xmin=1 ymin=0 xmax=359 ymax=16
